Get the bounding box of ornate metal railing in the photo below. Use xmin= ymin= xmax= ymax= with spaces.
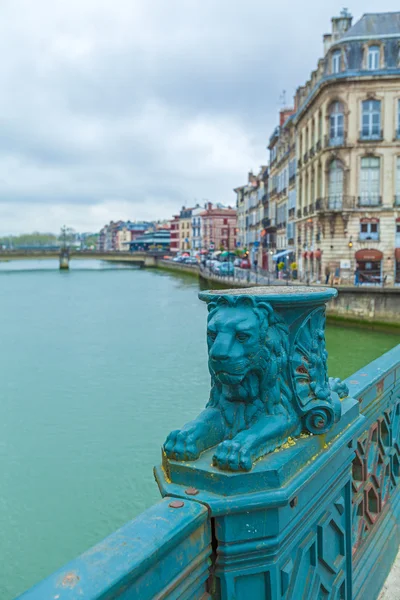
xmin=17 ymin=287 xmax=400 ymax=600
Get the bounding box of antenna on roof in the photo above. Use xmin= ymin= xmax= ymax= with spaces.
xmin=279 ymin=90 xmax=287 ymax=108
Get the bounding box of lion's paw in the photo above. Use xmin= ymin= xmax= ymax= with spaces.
xmin=163 ymin=429 xmax=200 ymax=461
xmin=212 ymin=440 xmax=252 ymax=471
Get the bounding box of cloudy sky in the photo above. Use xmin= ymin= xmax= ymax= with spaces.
xmin=0 ymin=1 xmax=399 ymax=234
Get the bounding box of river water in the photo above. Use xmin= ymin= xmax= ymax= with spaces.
xmin=0 ymin=260 xmax=398 ymax=599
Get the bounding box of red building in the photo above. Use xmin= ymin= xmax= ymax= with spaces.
xmin=200 ymin=204 xmax=237 ymax=251
xmin=170 ymin=215 xmax=180 ymax=254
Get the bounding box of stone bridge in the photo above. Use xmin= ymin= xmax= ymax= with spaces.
xmin=0 ymin=249 xmax=161 ymax=268
xmin=16 ymin=286 xmax=400 ymax=600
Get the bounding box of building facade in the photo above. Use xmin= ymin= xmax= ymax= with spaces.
xmin=170 ymin=215 xmax=180 ymax=254
xmin=293 ymin=10 xmax=400 ymax=284
xmin=178 ymin=207 xmax=192 ymax=253
xmin=191 ymin=205 xmax=204 ymax=251
xmin=201 ymin=204 xmax=237 ymax=251
xmin=267 ymin=111 xmax=297 ymax=271
xmin=235 ymin=169 xmax=268 ymax=266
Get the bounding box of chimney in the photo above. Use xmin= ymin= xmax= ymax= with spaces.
xmin=323 ymin=9 xmax=352 ymax=55
xmin=279 ymin=108 xmax=295 ymax=127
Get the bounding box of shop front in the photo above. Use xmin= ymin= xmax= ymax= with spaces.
xmin=355 ymin=249 xmax=383 ymax=285
xmin=395 ymin=248 xmax=400 ymax=285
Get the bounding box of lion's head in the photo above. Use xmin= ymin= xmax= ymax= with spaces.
xmin=205 ymin=296 xmax=296 ymax=424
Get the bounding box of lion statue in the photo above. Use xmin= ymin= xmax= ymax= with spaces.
xmin=164 ymin=295 xmax=345 ymax=471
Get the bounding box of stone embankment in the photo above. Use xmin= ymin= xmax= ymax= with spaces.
xmin=156 ymin=259 xmax=400 ymax=327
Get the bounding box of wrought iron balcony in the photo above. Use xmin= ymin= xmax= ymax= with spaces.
xmin=289 ymin=174 xmax=296 ymax=186
xmin=314 ymin=195 xmax=356 ymax=212
xmin=325 ymin=133 xmax=346 ymax=147
xmin=288 ymin=207 xmax=295 ymax=218
xmin=297 ymin=208 xmax=302 ymax=218
xmin=303 ymin=206 xmax=309 ymax=216
xmin=359 ymin=129 xmax=383 ymax=142
xmin=262 ymin=217 xmax=277 ymax=230
xmin=357 ymin=194 xmax=382 ymax=207
xmin=303 ymin=152 xmax=308 ymax=164
xmin=309 ymin=146 xmax=315 ymax=158
xmin=298 ymin=158 xmax=302 ymax=168
xmin=316 ymin=139 xmax=321 ymax=152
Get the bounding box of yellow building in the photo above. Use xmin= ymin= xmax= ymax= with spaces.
xmin=294 ymin=10 xmax=400 ymax=284
xmin=178 ymin=207 xmax=192 ymax=252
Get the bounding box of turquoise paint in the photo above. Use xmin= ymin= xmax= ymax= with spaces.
xmin=164 ymin=287 xmax=346 ymax=471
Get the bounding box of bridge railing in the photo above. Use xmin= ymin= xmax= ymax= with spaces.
xmin=18 ymin=498 xmax=212 ymax=600
xmin=15 ymin=286 xmax=400 ymax=600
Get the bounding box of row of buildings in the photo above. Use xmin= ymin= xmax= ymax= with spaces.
xmin=170 ymin=203 xmax=237 ymax=254
xmin=235 ymin=10 xmax=400 ymax=285
xmin=98 ymin=221 xmax=171 ymax=252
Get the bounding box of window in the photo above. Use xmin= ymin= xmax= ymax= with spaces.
xmin=329 ymin=102 xmax=344 ymax=145
xmin=328 ymin=160 xmax=343 ymax=209
xmin=332 ymin=51 xmax=341 ymax=74
xmin=360 ymin=220 xmax=379 ymax=241
xmin=359 ymin=157 xmax=381 ymax=205
xmin=396 ymin=157 xmax=400 ymax=206
xmin=367 ymin=45 xmax=380 ymax=70
xmin=361 ymin=100 xmax=381 ymax=139
xmin=397 ymin=100 xmax=400 ymax=138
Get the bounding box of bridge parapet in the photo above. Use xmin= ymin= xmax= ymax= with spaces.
xmin=16 ymin=287 xmax=400 ymax=599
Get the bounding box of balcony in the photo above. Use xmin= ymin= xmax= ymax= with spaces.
xmin=297 ymin=208 xmax=302 ymax=218
xmin=303 ymin=206 xmax=309 ymax=216
xmin=298 ymin=158 xmax=302 ymax=168
xmin=309 ymin=202 xmax=314 ymax=213
xmin=287 ymin=237 xmax=295 ymax=246
xmin=289 ymin=174 xmax=296 ymax=186
xmin=325 ymin=133 xmax=346 ymax=148
xmin=357 ymin=194 xmax=382 ymax=207
xmin=277 ymin=221 xmax=287 ymax=230
xmin=303 ymin=152 xmax=308 ymax=164
xmin=359 ymin=129 xmax=383 ymax=142
xmin=288 ymin=207 xmax=295 ymax=218
xmin=309 ymin=146 xmax=315 ymax=158
xmin=314 ymin=195 xmax=356 ymax=212
xmin=394 ymin=195 xmax=400 ymax=207
xmin=262 ymin=217 xmax=277 ymax=231
xmin=316 ymin=139 xmax=321 ymax=152
xmin=359 ymin=233 xmax=380 ymax=242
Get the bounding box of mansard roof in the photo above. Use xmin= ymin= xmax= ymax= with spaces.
xmin=341 ymin=12 xmax=400 ymax=40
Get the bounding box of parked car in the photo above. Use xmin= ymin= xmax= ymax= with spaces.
xmin=240 ymin=259 xmax=251 ymax=269
xmin=214 ymin=262 xmax=235 ymax=276
xmin=182 ymin=257 xmax=198 ymax=265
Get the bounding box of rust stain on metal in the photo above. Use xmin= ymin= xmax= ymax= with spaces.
xmin=61 ymin=572 xmax=80 ymax=588
xmin=376 ymin=379 xmax=384 ymax=395
xmin=169 ymin=500 xmax=184 ymax=508
xmin=185 ymin=487 xmax=199 ymax=496
xmin=350 ymin=380 xmax=359 ymax=385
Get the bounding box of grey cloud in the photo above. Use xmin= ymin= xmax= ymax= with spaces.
xmin=0 ymin=0 xmax=398 ymax=232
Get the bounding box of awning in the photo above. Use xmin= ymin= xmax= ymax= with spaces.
xmin=355 ymin=249 xmax=383 ymax=261
xmin=272 ymin=249 xmax=293 ymax=261
xmin=395 ymin=248 xmax=400 ymax=261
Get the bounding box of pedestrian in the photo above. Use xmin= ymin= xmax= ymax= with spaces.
xmin=354 ymin=262 xmax=360 ymax=286
xmin=324 ymin=264 xmax=331 ymax=285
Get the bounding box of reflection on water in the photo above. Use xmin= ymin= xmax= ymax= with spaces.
xmin=0 ymin=261 xmax=398 ymax=599
xmin=0 ymin=258 xmax=140 ymax=272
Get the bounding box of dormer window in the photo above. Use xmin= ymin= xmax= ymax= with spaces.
xmin=368 ymin=45 xmax=380 ymax=70
xmin=332 ymin=51 xmax=341 ymax=74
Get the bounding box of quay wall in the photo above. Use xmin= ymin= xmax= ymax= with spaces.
xmin=155 ymin=260 xmax=400 ymax=326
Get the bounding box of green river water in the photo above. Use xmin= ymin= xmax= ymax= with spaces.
xmin=0 ymin=260 xmax=399 ymax=599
